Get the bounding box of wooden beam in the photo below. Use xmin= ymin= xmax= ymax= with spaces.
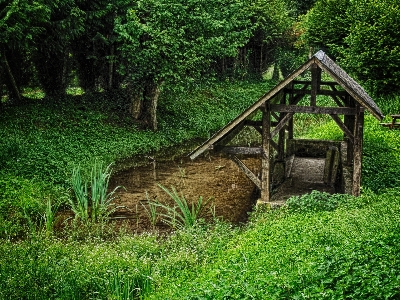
xmin=329 ymin=85 xmax=346 ymax=107
xmin=329 ymin=114 xmax=354 ymax=142
xmin=288 ymin=83 xmax=294 ymax=139
xmin=284 ymin=89 xmax=348 ymax=97
xmin=217 ymin=146 xmax=262 ymax=156
xmin=329 ymin=95 xmax=345 ymax=107
xmin=293 ymin=80 xmax=340 ymax=86
xmin=270 ymin=112 xmax=294 ymax=139
xmin=277 ymin=93 xmax=286 ymax=161
xmin=245 ymin=120 xmax=280 ymax=128
xmin=271 ymin=111 xmax=280 ymax=121
xmin=253 ymin=125 xmax=262 ymax=135
xmin=190 ymin=57 xmax=316 ymax=160
xmin=231 ymin=156 xmax=261 ymax=189
xmin=244 ymin=120 xmax=262 ymax=127
xmin=344 ymin=96 xmax=355 ymax=165
xmin=311 ymin=63 xmax=321 ymax=106
xmin=314 ymin=58 xmax=383 ymax=121
xmin=261 ymin=104 xmax=271 ymax=202
xmin=352 ymin=106 xmax=364 ymax=196
xmin=270 ymin=104 xmax=360 ymax=115
xmin=270 ymin=139 xmax=279 ymax=152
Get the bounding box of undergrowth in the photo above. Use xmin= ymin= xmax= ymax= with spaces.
xmin=1 ymin=190 xmax=400 ymax=299
xmin=1 ymin=81 xmax=400 ymax=298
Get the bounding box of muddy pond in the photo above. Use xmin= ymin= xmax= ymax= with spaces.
xmin=108 ymin=152 xmax=260 ymax=233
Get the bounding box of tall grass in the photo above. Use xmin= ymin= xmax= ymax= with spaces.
xmin=142 ymin=192 xmax=159 ymax=230
xmin=69 ymin=162 xmax=122 ymax=223
xmin=70 ymin=165 xmax=89 ymax=222
xmin=156 ymin=185 xmax=213 ymax=230
xmin=90 ymin=162 xmax=121 ymax=222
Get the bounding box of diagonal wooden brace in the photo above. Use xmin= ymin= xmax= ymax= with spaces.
xmin=231 ymin=155 xmax=261 ymax=190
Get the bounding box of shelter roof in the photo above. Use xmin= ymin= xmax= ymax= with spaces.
xmin=190 ymin=50 xmax=384 ymax=159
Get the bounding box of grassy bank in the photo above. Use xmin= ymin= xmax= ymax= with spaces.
xmin=1 ymin=79 xmax=400 ymax=298
xmin=0 ymin=80 xmax=273 ymax=239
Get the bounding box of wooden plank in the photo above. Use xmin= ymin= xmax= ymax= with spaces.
xmin=293 ymin=80 xmax=339 ymax=86
xmin=270 ymin=112 xmax=294 ymax=138
xmin=277 ymin=93 xmax=286 ymax=161
xmin=261 ymin=104 xmax=271 ymax=202
xmin=231 ymin=155 xmax=261 ymax=189
xmin=270 ymin=138 xmax=279 ymax=152
xmin=244 ymin=120 xmax=262 ymax=127
xmin=284 ymin=89 xmax=348 ymax=97
xmin=329 ymin=114 xmax=354 ymax=142
xmin=288 ymin=84 xmax=294 ymax=139
xmin=311 ymin=63 xmax=321 ymax=106
xmin=217 ymin=146 xmax=262 ymax=156
xmin=270 ymin=104 xmax=359 ymax=115
xmin=352 ymin=106 xmax=364 ymax=196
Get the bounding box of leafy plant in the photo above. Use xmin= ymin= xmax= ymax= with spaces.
xmin=156 ymin=184 xmax=212 ymax=230
xmin=285 ymin=190 xmax=353 ymax=213
xmin=69 ymin=162 xmax=122 ymax=223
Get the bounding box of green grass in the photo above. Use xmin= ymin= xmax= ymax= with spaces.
xmin=0 ymin=80 xmax=273 ymax=239
xmin=1 ymin=80 xmax=400 ymax=299
xmin=1 ymin=190 xmax=400 ymax=299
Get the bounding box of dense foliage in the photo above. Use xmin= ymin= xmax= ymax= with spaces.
xmin=0 ymin=0 xmax=292 ymax=129
xmin=303 ymin=0 xmax=400 ymax=95
xmin=1 ymin=76 xmax=400 ymax=298
xmin=1 ymin=0 xmax=400 ymax=298
xmin=1 ymin=189 xmax=400 ymax=299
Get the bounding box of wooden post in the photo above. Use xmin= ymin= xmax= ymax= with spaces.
xmin=261 ymin=102 xmax=271 ymax=202
xmin=288 ymin=83 xmax=294 ymax=140
xmin=352 ymin=104 xmax=364 ymax=196
xmin=344 ymin=96 xmax=355 ymax=165
xmin=277 ymin=93 xmax=286 ymax=161
xmin=310 ymin=63 xmax=321 ymax=107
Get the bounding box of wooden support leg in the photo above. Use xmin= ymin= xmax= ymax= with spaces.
xmin=352 ymin=106 xmax=364 ymax=196
xmin=261 ymin=103 xmax=271 ymax=202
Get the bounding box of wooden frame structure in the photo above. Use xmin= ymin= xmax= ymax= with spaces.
xmin=190 ymin=51 xmax=384 ymax=202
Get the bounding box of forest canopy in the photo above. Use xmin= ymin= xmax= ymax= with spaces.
xmin=1 ymin=0 xmax=399 ymax=128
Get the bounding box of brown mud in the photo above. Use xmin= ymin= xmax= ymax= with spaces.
xmin=108 ymin=153 xmax=261 ymax=234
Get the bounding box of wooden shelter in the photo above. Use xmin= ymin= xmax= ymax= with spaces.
xmin=190 ymin=50 xmax=384 ymax=202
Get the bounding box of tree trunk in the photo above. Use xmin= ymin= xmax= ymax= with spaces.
xmin=128 ymin=80 xmax=163 ymax=131
xmin=2 ymin=50 xmax=21 ymax=103
xmin=108 ymin=44 xmax=114 ymax=90
xmin=129 ymin=87 xmax=143 ymax=120
xmin=144 ymin=81 xmax=163 ymax=131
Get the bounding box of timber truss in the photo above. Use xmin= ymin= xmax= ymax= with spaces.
xmin=190 ymin=51 xmax=384 ymax=202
